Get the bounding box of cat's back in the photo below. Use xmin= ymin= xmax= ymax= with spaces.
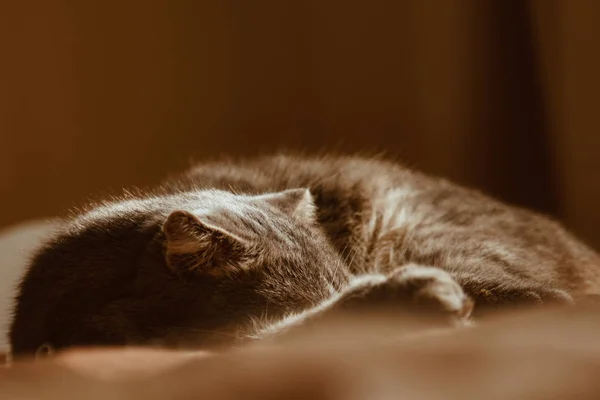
xmin=176 ymin=153 xmax=416 ymax=194
xmin=174 ymin=153 xmax=422 ymax=232
xmin=175 ymin=153 xmax=490 ymax=242
xmin=175 ymin=154 xmax=600 ymax=294
xmin=173 ymin=154 xmax=443 ymax=273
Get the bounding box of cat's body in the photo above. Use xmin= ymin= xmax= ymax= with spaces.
xmin=9 ymin=154 xmax=600 ymax=356
xmin=179 ymin=155 xmax=600 ymax=294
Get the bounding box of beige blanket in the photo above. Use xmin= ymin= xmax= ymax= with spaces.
xmin=2 ymin=306 xmax=600 ymax=399
xmin=0 ymin=219 xmax=59 ymax=352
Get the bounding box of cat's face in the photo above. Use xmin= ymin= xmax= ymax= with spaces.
xmin=10 ymin=189 xmax=349 ymax=356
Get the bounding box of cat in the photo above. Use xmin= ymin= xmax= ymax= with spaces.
xmin=9 ymin=153 xmax=600 ymax=357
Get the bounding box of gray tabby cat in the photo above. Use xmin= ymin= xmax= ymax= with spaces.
xmin=9 ymin=154 xmax=600 ymax=357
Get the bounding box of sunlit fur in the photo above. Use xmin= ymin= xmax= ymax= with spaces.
xmin=10 ymin=154 xmax=600 ymax=357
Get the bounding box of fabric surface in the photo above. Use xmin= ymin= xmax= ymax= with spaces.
xmin=0 ymin=219 xmax=59 ymax=352
xmin=2 ymin=306 xmax=600 ymax=399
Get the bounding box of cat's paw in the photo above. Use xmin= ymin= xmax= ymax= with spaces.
xmin=388 ymin=264 xmax=474 ymax=321
xmin=342 ymin=264 xmax=473 ymax=324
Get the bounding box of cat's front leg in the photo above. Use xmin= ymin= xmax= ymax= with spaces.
xmin=337 ymin=264 xmax=473 ymax=323
xmin=253 ymin=264 xmax=473 ymax=341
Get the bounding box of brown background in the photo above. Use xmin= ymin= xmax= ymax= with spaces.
xmin=1 ymin=1 xmax=599 ymax=247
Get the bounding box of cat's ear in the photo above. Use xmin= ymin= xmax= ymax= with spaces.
xmin=259 ymin=188 xmax=316 ymax=221
xmin=162 ymin=210 xmax=251 ymax=276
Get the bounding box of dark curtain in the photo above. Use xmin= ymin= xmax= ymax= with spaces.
xmin=1 ymin=1 xmax=599 ymax=247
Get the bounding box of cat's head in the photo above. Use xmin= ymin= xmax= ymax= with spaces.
xmin=10 ymin=189 xmax=348 ymax=357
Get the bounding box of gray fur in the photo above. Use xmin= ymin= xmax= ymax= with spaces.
xmin=9 ymin=154 xmax=600 ymax=356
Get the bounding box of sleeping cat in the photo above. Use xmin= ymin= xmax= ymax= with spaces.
xmin=9 ymin=154 xmax=600 ymax=357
